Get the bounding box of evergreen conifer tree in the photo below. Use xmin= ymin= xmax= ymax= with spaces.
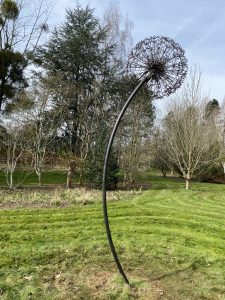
xmin=86 ymin=121 xmax=119 ymax=189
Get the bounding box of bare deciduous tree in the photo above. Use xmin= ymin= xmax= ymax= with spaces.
xmin=118 ymin=94 xmax=155 ymax=185
xmin=103 ymin=1 xmax=133 ymax=65
xmin=215 ymin=99 xmax=225 ymax=176
xmin=0 ymin=119 xmax=28 ymax=189
xmin=158 ymin=70 xmax=220 ymax=189
xmin=23 ymin=80 xmax=65 ymax=186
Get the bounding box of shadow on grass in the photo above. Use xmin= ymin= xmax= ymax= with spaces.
xmin=152 ymin=264 xmax=194 ymax=281
xmin=152 ymin=258 xmax=218 ymax=281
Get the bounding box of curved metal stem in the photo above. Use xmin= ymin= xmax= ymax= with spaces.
xmin=102 ymin=77 xmax=149 ymax=285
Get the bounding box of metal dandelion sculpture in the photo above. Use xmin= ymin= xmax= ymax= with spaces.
xmin=127 ymin=36 xmax=188 ymax=98
xmin=102 ymin=36 xmax=188 ymax=285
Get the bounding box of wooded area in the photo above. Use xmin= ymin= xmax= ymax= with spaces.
xmin=0 ymin=0 xmax=225 ymax=190
xmin=0 ymin=0 xmax=156 ymax=189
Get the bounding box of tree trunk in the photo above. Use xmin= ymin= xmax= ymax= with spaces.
xmin=9 ymin=173 xmax=13 ymax=190
xmin=0 ymin=77 xmax=6 ymax=111
xmin=222 ymin=162 xmax=225 ymax=178
xmin=37 ymin=171 xmax=42 ymax=187
xmin=79 ymin=161 xmax=84 ymax=185
xmin=161 ymin=164 xmax=167 ymax=177
xmin=123 ymin=171 xmax=127 ymax=187
xmin=67 ymin=160 xmax=76 ymax=189
xmin=51 ymin=157 xmax=55 ymax=169
xmin=128 ymin=173 xmax=134 ymax=184
xmin=185 ymin=178 xmax=189 ymax=190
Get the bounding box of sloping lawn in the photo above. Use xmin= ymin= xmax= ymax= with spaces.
xmin=0 ymin=170 xmax=69 ymax=186
xmin=1 ymin=177 xmax=225 ymax=299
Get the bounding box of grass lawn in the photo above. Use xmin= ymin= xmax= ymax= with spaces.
xmin=1 ymin=176 xmax=225 ymax=299
xmin=0 ymin=170 xmax=69 ymax=186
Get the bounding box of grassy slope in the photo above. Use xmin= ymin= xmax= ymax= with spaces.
xmin=0 ymin=170 xmax=68 ymax=186
xmin=1 ymin=176 xmax=225 ymax=299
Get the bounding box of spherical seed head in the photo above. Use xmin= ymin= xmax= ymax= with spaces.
xmin=127 ymin=36 xmax=188 ymax=99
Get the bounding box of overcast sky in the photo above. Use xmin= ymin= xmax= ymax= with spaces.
xmin=49 ymin=0 xmax=225 ymax=109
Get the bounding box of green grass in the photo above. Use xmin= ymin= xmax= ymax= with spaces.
xmin=0 ymin=170 xmax=70 ymax=186
xmin=1 ymin=176 xmax=225 ymax=299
